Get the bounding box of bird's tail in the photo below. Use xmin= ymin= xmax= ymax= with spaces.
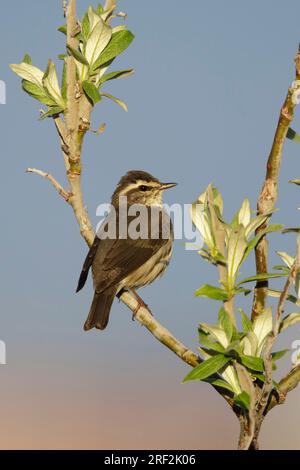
xmin=84 ymin=289 xmax=116 ymax=331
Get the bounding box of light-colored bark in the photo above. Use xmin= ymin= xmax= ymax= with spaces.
xmin=252 ymin=46 xmax=300 ymax=320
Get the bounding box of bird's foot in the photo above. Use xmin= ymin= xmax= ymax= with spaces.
xmin=117 ymin=288 xmax=153 ymax=320
xmin=130 ymin=289 xmax=153 ymax=320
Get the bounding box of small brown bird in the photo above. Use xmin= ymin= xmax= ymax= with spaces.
xmin=76 ymin=170 xmax=177 ymax=331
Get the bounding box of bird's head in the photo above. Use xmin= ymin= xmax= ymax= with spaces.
xmin=111 ymin=170 xmax=177 ymax=206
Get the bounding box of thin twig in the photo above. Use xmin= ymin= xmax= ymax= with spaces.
xmin=26 ymin=168 xmax=71 ymax=202
xmin=62 ymin=0 xmax=67 ymax=18
xmin=54 ymin=117 xmax=69 ymax=148
xmin=252 ymin=46 xmax=300 ymax=321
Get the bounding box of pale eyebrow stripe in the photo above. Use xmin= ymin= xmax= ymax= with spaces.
xmin=118 ymin=180 xmax=159 ymax=195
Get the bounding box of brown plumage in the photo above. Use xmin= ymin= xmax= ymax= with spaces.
xmin=76 ymin=170 xmax=176 ymax=331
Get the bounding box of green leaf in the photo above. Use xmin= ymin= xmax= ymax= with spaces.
xmin=239 ymin=354 xmax=264 ymax=372
xmin=10 ymin=62 xmax=44 ymax=87
xmin=183 ymin=355 xmax=231 ymax=383
xmin=287 ymin=127 xmax=300 ymax=143
xmin=190 ymin=199 xmax=215 ymax=251
xmin=267 ymin=289 xmax=300 ymax=307
xmin=225 ymin=340 xmax=243 ymax=357
xmin=218 ymin=308 xmax=234 ymax=342
xmin=199 ymin=329 xmax=225 ymax=353
xmin=195 ymin=284 xmax=229 ymax=301
xmin=234 ymin=287 xmax=252 ymax=297
xmin=85 ymin=18 xmax=112 ymax=66
xmin=227 ymin=226 xmax=248 ymax=284
xmin=272 ymin=349 xmax=289 ymax=361
xmin=58 ymin=24 xmax=67 ymax=35
xmin=279 ymin=312 xmax=300 ymax=333
xmin=67 ymin=45 xmax=89 ymax=66
xmin=101 ymin=6 xmax=115 ymax=22
xmin=242 ymin=224 xmax=284 ymax=263
xmin=240 ymin=331 xmax=258 ymax=356
xmin=276 ymin=251 xmax=294 ymax=268
xmin=82 ymin=81 xmax=101 ymax=105
xmin=21 ymin=80 xmax=56 ymax=106
xmin=61 ymin=62 xmax=67 ymax=101
xmin=238 ymin=199 xmax=251 ymax=227
xmin=200 ymin=324 xmax=229 ymax=348
xmin=253 ymin=307 xmax=273 ymax=349
xmin=222 ymin=365 xmax=242 ymax=395
xmin=97 ymin=3 xmax=104 ymax=14
xmin=23 ymin=54 xmax=32 ymax=65
xmin=58 ymin=54 xmax=67 ymax=60
xmin=251 ymin=371 xmax=266 ymax=383
xmin=234 ymin=392 xmax=250 ymax=411
xmin=101 ymin=92 xmax=128 ymax=111
xmin=237 ymin=272 xmax=287 ymax=287
xmin=39 ymin=106 xmax=64 ymax=120
xmin=92 ymin=30 xmax=135 ymax=71
xmin=100 ymin=69 xmax=134 ymax=83
xmin=43 ymin=60 xmax=65 ymax=108
xmin=230 ymin=210 xmax=239 ymax=231
xmin=282 ymin=227 xmax=300 ymax=234
xmin=82 ymin=13 xmax=90 ymax=41
xmin=239 ymin=309 xmax=253 ymax=333
xmin=273 ymin=265 xmax=290 ymax=274
xmin=244 ymin=214 xmax=269 ymax=239
xmin=204 ymin=378 xmax=234 ymax=394
xmin=112 ymin=25 xmax=128 ymax=34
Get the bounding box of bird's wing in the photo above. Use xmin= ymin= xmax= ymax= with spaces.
xmin=76 ymin=208 xmax=172 ymax=293
xmin=92 ymin=235 xmax=169 ymax=293
xmin=76 ymin=235 xmax=101 ymax=292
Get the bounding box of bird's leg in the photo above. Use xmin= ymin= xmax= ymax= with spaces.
xmin=117 ymin=288 xmax=128 ymax=300
xmin=130 ymin=288 xmax=153 ymax=319
xmin=116 ymin=288 xmax=153 ymax=321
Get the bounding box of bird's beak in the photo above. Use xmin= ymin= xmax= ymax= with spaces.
xmin=159 ymin=182 xmax=178 ymax=191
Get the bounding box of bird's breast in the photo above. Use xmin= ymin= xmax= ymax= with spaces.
xmin=120 ymin=241 xmax=173 ymax=290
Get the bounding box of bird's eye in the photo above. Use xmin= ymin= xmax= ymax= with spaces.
xmin=139 ymin=185 xmax=149 ymax=192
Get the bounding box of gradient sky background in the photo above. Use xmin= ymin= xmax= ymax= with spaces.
xmin=1 ymin=0 xmax=300 ymax=450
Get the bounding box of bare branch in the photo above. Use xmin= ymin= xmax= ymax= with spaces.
xmin=65 ymin=0 xmax=80 ymax=175
xmin=58 ymin=0 xmax=94 ymax=246
xmin=279 ymin=364 xmax=300 ymax=396
xmin=26 ymin=168 xmax=71 ymax=202
xmin=54 ymin=117 xmax=69 ymax=148
xmin=252 ymin=46 xmax=300 ymax=320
